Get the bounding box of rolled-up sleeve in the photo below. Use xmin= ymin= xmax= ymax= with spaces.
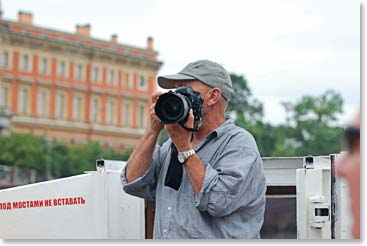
xmin=121 ymin=144 xmax=165 ymax=201
xmin=195 ymin=145 xmax=259 ymax=217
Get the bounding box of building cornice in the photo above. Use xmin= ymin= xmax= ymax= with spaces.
xmin=1 ymin=25 xmax=162 ymax=71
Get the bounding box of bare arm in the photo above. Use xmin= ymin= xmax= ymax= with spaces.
xmin=183 ymin=154 xmax=206 ymax=194
xmin=125 ymin=91 xmax=164 ymax=183
xmin=165 ymin=111 xmax=205 ymax=194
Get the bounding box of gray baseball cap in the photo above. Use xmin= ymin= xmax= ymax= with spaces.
xmin=158 ymin=60 xmax=234 ymax=101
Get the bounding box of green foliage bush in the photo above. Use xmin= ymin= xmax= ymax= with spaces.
xmin=0 ymin=133 xmax=132 ymax=178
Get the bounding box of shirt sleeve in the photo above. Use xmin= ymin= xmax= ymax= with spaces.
xmin=121 ymin=143 xmax=166 ymax=201
xmin=194 ymin=144 xmax=261 ymax=217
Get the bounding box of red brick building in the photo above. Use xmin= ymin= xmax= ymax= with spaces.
xmin=0 ymin=11 xmax=162 ymax=151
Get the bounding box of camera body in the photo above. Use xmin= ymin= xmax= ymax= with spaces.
xmin=155 ymin=86 xmax=203 ymax=131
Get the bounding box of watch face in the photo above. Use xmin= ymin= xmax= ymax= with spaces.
xmin=178 ymin=154 xmax=185 ymax=163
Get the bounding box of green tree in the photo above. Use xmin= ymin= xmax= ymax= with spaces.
xmin=279 ymin=90 xmax=344 ymax=156
xmin=0 ymin=132 xmax=47 ymax=172
xmin=227 ymin=74 xmax=264 ymax=124
xmin=0 ymin=132 xmax=135 ymax=178
xmin=51 ymin=141 xmax=134 ymax=178
xmin=228 ymin=74 xmax=279 ymax=156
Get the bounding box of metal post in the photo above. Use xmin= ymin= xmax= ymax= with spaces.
xmin=330 ymin=154 xmax=336 ymax=239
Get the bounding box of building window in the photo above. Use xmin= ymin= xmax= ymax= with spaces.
xmin=74 ymin=63 xmax=83 ymax=80
xmin=37 ymin=91 xmax=47 ymax=117
xmin=39 ymin=57 xmax=48 ymax=74
xmin=0 ymin=86 xmax=8 ymax=107
xmin=56 ymin=93 xmax=65 ymax=119
xmin=90 ymin=98 xmax=98 ymax=122
xmin=106 ymin=100 xmax=115 ymax=124
xmin=57 ymin=61 xmax=66 ymax=77
xmin=73 ymin=95 xmax=82 ymax=120
xmin=1 ymin=51 xmax=9 ymax=68
xmin=107 ymin=69 xmax=116 ymax=86
xmin=18 ymin=88 xmax=28 ymax=114
xmin=126 ymin=73 xmax=134 ymax=89
xmin=138 ymin=105 xmax=146 ymax=128
xmin=91 ymin=66 xmax=99 ymax=82
xmin=138 ymin=75 xmax=148 ymax=90
xmin=20 ymin=54 xmax=30 ymax=71
xmin=122 ymin=102 xmax=131 ymax=126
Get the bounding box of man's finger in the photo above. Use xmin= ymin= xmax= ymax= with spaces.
xmin=152 ymin=91 xmax=164 ymax=103
xmin=184 ymin=109 xmax=195 ymax=129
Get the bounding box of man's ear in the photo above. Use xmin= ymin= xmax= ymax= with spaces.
xmin=207 ymin=88 xmax=222 ymax=106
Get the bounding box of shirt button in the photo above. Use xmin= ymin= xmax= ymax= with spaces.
xmin=168 ymin=206 xmax=172 ymax=211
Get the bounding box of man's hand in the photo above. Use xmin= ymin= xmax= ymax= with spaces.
xmin=149 ymin=91 xmax=165 ymax=133
xmin=165 ymin=109 xmax=194 ymax=151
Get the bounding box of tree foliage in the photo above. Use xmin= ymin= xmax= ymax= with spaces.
xmin=279 ymin=90 xmax=344 ymax=156
xmin=0 ymin=133 xmax=133 ymax=178
xmin=229 ymin=74 xmax=344 ymax=157
xmin=227 ymin=74 xmax=264 ymax=124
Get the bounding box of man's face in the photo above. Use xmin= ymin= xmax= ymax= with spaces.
xmin=335 ymin=114 xmax=360 ymax=239
xmin=174 ymin=80 xmax=212 ymax=114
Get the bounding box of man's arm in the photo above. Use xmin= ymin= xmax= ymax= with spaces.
xmin=125 ymin=129 xmax=160 ymax=183
xmin=125 ymin=91 xmax=164 ymax=183
xmin=165 ymin=111 xmax=206 ymax=193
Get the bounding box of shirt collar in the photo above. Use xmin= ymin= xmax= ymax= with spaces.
xmin=207 ymin=117 xmax=234 ymax=140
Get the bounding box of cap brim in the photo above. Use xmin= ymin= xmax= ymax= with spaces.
xmin=157 ymin=73 xmax=197 ymax=89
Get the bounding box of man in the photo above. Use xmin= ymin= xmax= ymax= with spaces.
xmin=335 ymin=112 xmax=360 ymax=239
xmin=121 ymin=60 xmax=266 ymax=239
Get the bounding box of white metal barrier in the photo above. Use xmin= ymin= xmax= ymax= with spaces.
xmin=0 ymin=160 xmax=145 ymax=239
xmin=0 ymin=156 xmax=353 ymax=239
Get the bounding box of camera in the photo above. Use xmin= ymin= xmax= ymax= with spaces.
xmin=155 ymin=86 xmax=203 ymax=131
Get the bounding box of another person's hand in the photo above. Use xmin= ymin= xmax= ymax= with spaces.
xmin=149 ymin=91 xmax=165 ymax=133
xmin=165 ymin=109 xmax=194 ymax=151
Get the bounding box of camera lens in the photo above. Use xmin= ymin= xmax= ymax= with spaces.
xmin=155 ymin=93 xmax=189 ymax=124
xmin=163 ymin=97 xmax=183 ymax=119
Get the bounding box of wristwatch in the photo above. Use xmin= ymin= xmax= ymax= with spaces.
xmin=177 ymin=149 xmax=196 ymax=164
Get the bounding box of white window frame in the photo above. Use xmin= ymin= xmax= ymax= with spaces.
xmin=122 ymin=101 xmax=132 ymax=127
xmin=126 ymin=72 xmax=134 ymax=89
xmin=0 ymin=86 xmax=8 ymax=107
xmin=106 ymin=100 xmax=115 ymax=124
xmin=74 ymin=63 xmax=83 ymax=81
xmin=18 ymin=88 xmax=28 ymax=114
xmin=39 ymin=57 xmax=49 ymax=75
xmin=56 ymin=93 xmax=66 ymax=119
xmin=107 ymin=69 xmax=116 ymax=86
xmin=1 ymin=51 xmax=10 ymax=69
xmin=73 ymin=95 xmax=82 ymax=121
xmin=37 ymin=90 xmax=48 ymax=117
xmin=138 ymin=75 xmax=148 ymax=91
xmin=137 ymin=104 xmax=146 ymax=128
xmin=20 ymin=53 xmax=31 ymax=72
xmin=57 ymin=60 xmax=67 ymax=77
xmin=91 ymin=66 xmax=100 ymax=83
xmin=90 ymin=98 xmax=99 ymax=123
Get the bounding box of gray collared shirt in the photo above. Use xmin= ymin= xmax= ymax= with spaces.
xmin=121 ymin=119 xmax=266 ymax=239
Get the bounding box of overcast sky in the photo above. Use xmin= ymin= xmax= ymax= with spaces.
xmin=2 ymin=0 xmax=360 ymax=125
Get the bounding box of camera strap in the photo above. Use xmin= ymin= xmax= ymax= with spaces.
xmin=179 ymin=120 xmax=201 ymax=132
xmin=164 ymin=143 xmax=183 ymax=191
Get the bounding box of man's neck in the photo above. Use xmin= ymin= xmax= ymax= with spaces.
xmin=192 ymin=116 xmax=226 ymax=146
